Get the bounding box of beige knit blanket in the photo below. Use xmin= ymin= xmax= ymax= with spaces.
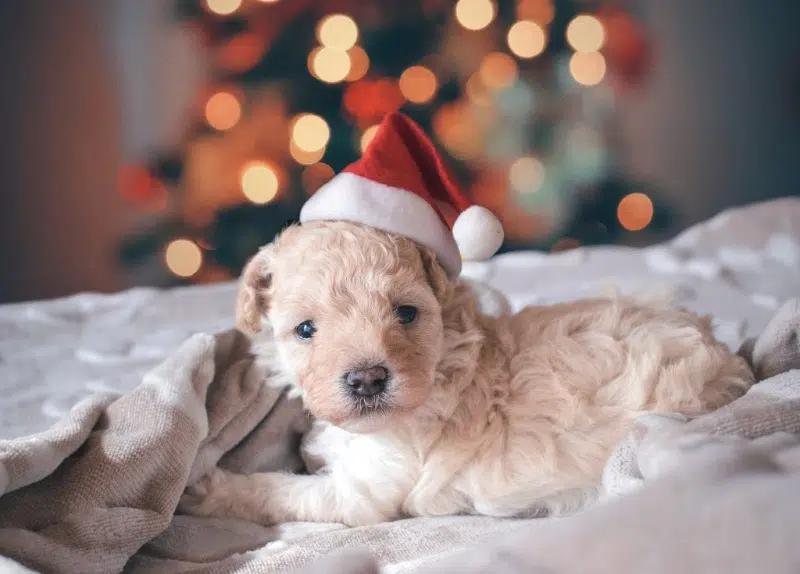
xmin=1 ymin=300 xmax=799 ymax=574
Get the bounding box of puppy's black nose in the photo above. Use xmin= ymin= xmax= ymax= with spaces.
xmin=345 ymin=366 xmax=388 ymax=397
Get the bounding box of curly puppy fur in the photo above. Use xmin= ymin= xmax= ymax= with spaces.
xmin=180 ymin=221 xmax=753 ymax=526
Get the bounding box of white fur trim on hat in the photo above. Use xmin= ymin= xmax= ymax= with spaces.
xmin=299 ymin=172 xmax=463 ymax=278
xmin=452 ymin=205 xmax=504 ymax=262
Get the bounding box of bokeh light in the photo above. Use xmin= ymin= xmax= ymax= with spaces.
xmin=240 ymin=161 xmax=279 ymax=204
xmin=455 ymin=0 xmax=496 ymax=31
xmin=302 ymin=163 xmax=335 ymax=194
xmin=569 ymin=51 xmax=606 ymax=86
xmin=517 ymin=0 xmax=554 ymax=25
xmin=205 ymin=91 xmax=241 ymax=131
xmin=479 ymin=52 xmax=519 ymax=90
xmin=217 ymin=32 xmax=264 ymax=73
xmin=317 ymin=14 xmax=359 ymax=49
xmin=399 ymin=66 xmax=438 ymax=104
xmin=617 ymin=192 xmax=654 ymax=231
xmin=433 ymin=102 xmax=481 ymax=160
xmin=509 ymin=156 xmax=545 ymax=193
xmin=290 ymin=140 xmax=326 ymax=165
xmin=360 ymin=125 xmax=380 ymax=152
xmin=566 ymin=14 xmax=605 ymax=52
xmin=507 ymin=20 xmax=547 ymax=59
xmin=345 ymin=46 xmax=370 ymax=81
xmin=165 ymin=239 xmax=203 ymax=278
xmin=310 ymin=46 xmax=351 ymax=83
xmin=205 ymin=0 xmax=241 ymax=16
xmin=291 ymin=114 xmax=330 ymax=152
xmin=465 ymin=73 xmax=491 ymax=105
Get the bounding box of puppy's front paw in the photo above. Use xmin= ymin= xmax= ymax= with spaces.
xmin=177 ymin=467 xmax=233 ymax=518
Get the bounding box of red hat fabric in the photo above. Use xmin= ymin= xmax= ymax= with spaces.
xmin=299 ymin=112 xmax=504 ymax=278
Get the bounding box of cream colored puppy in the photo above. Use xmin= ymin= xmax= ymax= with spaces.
xmin=179 ymin=221 xmax=753 ymax=526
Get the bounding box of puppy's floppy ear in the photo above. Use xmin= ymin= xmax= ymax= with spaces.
xmin=417 ymin=246 xmax=453 ymax=303
xmin=236 ymin=246 xmax=274 ymax=335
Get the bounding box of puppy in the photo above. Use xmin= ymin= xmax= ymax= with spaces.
xmin=178 ymin=221 xmax=753 ymax=526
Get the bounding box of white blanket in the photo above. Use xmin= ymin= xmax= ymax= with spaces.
xmin=1 ymin=197 xmax=799 ymax=574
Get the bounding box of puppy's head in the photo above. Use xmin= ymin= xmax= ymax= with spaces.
xmin=237 ymin=221 xmax=452 ymax=433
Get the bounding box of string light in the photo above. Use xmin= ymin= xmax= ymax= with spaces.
xmin=205 ymin=91 xmax=241 ymax=131
xmin=310 ymin=47 xmax=351 ymax=84
xmin=165 ymin=239 xmax=203 ymax=278
xmin=507 ymin=20 xmax=547 ymax=59
xmin=302 ymin=163 xmax=335 ymax=194
xmin=317 ymin=14 xmax=359 ymax=49
xmin=566 ymin=15 xmax=605 ymax=52
xmin=479 ymin=52 xmax=518 ymax=90
xmin=399 ymin=66 xmax=438 ymax=104
xmin=455 ymin=0 xmax=496 ymax=31
xmin=204 ymin=0 xmax=242 ymax=16
xmin=240 ymin=161 xmax=279 ymax=204
xmin=509 ymin=156 xmax=545 ymax=193
xmin=617 ymin=193 xmax=654 ymax=231
xmin=291 ymin=114 xmax=330 ymax=152
xmin=360 ymin=125 xmax=380 ymax=152
xmin=255 ymin=0 xmax=280 ymax=3
xmin=517 ymin=0 xmax=554 ymax=25
xmin=345 ymin=46 xmax=370 ymax=81
xmin=569 ymin=52 xmax=606 ymax=86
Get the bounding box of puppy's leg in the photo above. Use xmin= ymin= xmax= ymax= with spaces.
xmin=178 ymin=467 xmax=390 ymax=527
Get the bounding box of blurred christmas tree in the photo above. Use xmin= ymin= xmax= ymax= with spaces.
xmin=118 ymin=0 xmax=670 ymax=285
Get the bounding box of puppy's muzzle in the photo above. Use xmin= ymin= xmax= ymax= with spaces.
xmin=345 ymin=365 xmax=389 ymax=398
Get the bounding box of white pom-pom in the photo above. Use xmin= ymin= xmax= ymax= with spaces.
xmin=452 ymin=205 xmax=504 ymax=261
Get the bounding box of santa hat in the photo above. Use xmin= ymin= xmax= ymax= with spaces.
xmin=299 ymin=112 xmax=504 ymax=278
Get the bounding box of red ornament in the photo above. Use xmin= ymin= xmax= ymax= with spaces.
xmin=118 ymin=165 xmax=167 ymax=210
xmin=598 ymin=5 xmax=653 ymax=94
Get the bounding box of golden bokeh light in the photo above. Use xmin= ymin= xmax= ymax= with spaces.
xmin=317 ymin=14 xmax=359 ymax=50
xmin=291 ymin=114 xmax=331 ymax=152
xmin=479 ymin=52 xmax=518 ymax=90
xmin=566 ymin=14 xmax=605 ymax=53
xmin=345 ymin=45 xmax=370 ymax=81
xmin=433 ymin=102 xmax=481 ymax=160
xmin=290 ymin=140 xmax=326 ymax=165
xmin=302 ymin=163 xmax=335 ymax=194
xmin=205 ymin=91 xmax=241 ymax=131
xmin=517 ymin=0 xmax=554 ymax=25
xmin=360 ymin=125 xmax=380 ymax=152
xmin=204 ymin=0 xmax=241 ymax=16
xmin=240 ymin=161 xmax=279 ymax=204
xmin=507 ymin=20 xmax=547 ymax=59
xmin=509 ymin=156 xmax=545 ymax=193
xmin=310 ymin=46 xmax=351 ymax=84
xmin=165 ymin=239 xmax=203 ymax=278
xmin=399 ymin=66 xmax=438 ymax=104
xmin=569 ymin=51 xmax=606 ymax=86
xmin=617 ymin=192 xmax=654 ymax=231
xmin=455 ymin=0 xmax=496 ymax=31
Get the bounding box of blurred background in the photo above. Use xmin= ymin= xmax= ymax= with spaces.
xmin=0 ymin=0 xmax=798 ymax=303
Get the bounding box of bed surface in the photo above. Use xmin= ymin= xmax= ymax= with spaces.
xmin=2 ymin=197 xmax=799 ymax=440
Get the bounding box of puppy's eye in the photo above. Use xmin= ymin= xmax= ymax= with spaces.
xmin=395 ymin=305 xmax=417 ymax=325
xmin=295 ymin=320 xmax=316 ymax=340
